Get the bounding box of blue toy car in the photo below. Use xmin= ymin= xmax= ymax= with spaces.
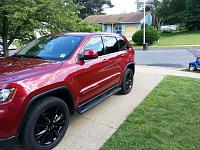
xmin=189 ymin=57 xmax=200 ymax=71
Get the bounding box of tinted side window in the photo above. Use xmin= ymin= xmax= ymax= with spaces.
xmin=103 ymin=36 xmax=120 ymax=54
xmin=117 ymin=37 xmax=129 ymax=50
xmin=84 ymin=37 xmax=104 ymax=56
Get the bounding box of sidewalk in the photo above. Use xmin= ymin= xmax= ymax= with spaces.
xmin=135 ymin=46 xmax=200 ymax=51
xmin=136 ymin=65 xmax=200 ymax=79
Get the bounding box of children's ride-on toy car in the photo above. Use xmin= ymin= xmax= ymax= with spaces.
xmin=189 ymin=57 xmax=200 ymax=71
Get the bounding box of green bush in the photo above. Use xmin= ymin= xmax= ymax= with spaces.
xmin=78 ymin=21 xmax=101 ymax=32
xmin=132 ymin=27 xmax=160 ymax=45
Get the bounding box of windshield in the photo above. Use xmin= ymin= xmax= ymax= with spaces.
xmin=16 ymin=35 xmax=84 ymax=61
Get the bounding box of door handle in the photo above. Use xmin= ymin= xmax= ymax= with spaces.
xmin=103 ymin=59 xmax=107 ymax=62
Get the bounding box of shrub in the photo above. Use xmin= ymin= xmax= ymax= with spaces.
xmin=132 ymin=27 xmax=160 ymax=45
xmin=78 ymin=21 xmax=101 ymax=32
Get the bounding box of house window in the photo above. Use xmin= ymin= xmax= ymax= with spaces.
xmin=104 ymin=25 xmax=107 ymax=32
xmin=114 ymin=24 xmax=122 ymax=34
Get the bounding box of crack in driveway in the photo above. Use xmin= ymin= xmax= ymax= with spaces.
xmin=74 ymin=114 xmax=117 ymax=130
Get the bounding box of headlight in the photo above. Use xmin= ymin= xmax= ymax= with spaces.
xmin=0 ymin=89 xmax=15 ymax=102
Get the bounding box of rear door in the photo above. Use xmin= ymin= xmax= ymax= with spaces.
xmin=102 ymin=36 xmax=127 ymax=87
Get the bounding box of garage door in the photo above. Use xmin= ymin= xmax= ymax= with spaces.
xmin=125 ymin=25 xmax=138 ymax=41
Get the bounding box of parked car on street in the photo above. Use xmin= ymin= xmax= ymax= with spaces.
xmin=189 ymin=57 xmax=200 ymax=71
xmin=0 ymin=32 xmax=135 ymax=150
xmin=160 ymin=25 xmax=179 ymax=33
xmin=0 ymin=44 xmax=3 ymax=56
xmin=0 ymin=42 xmax=17 ymax=56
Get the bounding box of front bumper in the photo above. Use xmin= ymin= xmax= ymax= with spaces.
xmin=0 ymin=136 xmax=17 ymax=150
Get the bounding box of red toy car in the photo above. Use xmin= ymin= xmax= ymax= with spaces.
xmin=0 ymin=33 xmax=135 ymax=150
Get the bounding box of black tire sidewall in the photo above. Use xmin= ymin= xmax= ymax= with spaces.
xmin=22 ymin=97 xmax=69 ymax=150
xmin=120 ymin=69 xmax=134 ymax=94
xmin=189 ymin=64 xmax=197 ymax=71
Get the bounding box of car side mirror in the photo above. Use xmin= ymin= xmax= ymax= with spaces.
xmin=82 ymin=49 xmax=98 ymax=60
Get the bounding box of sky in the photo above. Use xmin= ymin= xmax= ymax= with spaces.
xmin=104 ymin=0 xmax=137 ymax=14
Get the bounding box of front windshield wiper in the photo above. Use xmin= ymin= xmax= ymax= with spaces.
xmin=25 ymin=55 xmax=45 ymax=60
xmin=13 ymin=54 xmax=45 ymax=60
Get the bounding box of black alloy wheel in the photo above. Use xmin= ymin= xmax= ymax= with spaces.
xmin=22 ymin=97 xmax=69 ymax=150
xmin=125 ymin=70 xmax=133 ymax=92
xmin=119 ymin=68 xmax=134 ymax=94
xmin=34 ymin=106 xmax=66 ymax=146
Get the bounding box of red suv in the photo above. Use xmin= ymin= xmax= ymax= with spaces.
xmin=0 ymin=33 xmax=135 ymax=150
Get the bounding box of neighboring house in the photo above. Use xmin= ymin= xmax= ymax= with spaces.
xmin=84 ymin=12 xmax=152 ymax=40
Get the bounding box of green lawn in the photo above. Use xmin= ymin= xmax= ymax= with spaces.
xmin=131 ymin=31 xmax=200 ymax=48
xmin=157 ymin=31 xmax=200 ymax=46
xmin=101 ymin=76 xmax=200 ymax=150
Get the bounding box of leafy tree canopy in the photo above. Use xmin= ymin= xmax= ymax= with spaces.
xmin=157 ymin=0 xmax=186 ymax=25
xmin=75 ymin=0 xmax=113 ymax=19
xmin=157 ymin=0 xmax=200 ymax=31
xmin=184 ymin=0 xmax=200 ymax=30
xmin=0 ymin=0 xmax=80 ymax=56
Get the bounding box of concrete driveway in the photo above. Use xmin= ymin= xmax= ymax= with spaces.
xmin=52 ymin=71 xmax=164 ymax=150
xmin=15 ymin=69 xmax=163 ymax=150
xmin=15 ymin=70 xmax=163 ymax=150
xmin=15 ymin=64 xmax=199 ymax=150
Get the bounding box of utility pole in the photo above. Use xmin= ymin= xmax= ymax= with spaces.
xmin=143 ymin=0 xmax=148 ymax=50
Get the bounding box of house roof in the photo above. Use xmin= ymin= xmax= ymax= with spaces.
xmin=84 ymin=12 xmax=146 ymax=24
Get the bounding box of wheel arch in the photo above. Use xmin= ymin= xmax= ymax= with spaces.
xmin=17 ymin=86 xmax=75 ymax=140
xmin=126 ymin=62 xmax=135 ymax=75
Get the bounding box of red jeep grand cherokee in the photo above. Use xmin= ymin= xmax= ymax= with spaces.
xmin=0 ymin=32 xmax=135 ymax=150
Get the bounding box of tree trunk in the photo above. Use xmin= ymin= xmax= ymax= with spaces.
xmin=2 ymin=38 xmax=9 ymax=57
xmin=2 ymin=11 xmax=9 ymax=57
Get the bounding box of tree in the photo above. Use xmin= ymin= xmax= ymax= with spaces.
xmin=184 ymin=0 xmax=200 ymax=30
xmin=0 ymin=0 xmax=80 ymax=56
xmin=75 ymin=0 xmax=113 ymax=19
xmin=157 ymin=0 xmax=186 ymax=25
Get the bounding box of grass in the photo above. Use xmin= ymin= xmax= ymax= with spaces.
xmin=157 ymin=31 xmax=200 ymax=46
xmin=101 ymin=76 xmax=200 ymax=150
xmin=131 ymin=31 xmax=200 ymax=49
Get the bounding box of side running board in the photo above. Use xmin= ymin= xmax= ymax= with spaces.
xmin=77 ymin=86 xmax=121 ymax=114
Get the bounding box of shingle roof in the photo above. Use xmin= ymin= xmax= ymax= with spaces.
xmin=84 ymin=12 xmax=145 ymax=24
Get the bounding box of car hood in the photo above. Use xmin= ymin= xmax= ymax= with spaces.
xmin=0 ymin=56 xmax=62 ymax=85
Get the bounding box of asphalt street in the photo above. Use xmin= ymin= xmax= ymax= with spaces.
xmin=135 ymin=48 xmax=200 ymax=68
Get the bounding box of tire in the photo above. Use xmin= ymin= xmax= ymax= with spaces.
xmin=119 ymin=68 xmax=134 ymax=94
xmin=189 ymin=64 xmax=197 ymax=71
xmin=22 ymin=97 xmax=69 ymax=150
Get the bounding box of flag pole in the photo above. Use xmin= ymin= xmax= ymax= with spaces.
xmin=143 ymin=0 xmax=148 ymax=50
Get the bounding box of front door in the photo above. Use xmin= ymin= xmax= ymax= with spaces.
xmin=76 ymin=36 xmax=108 ymax=105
